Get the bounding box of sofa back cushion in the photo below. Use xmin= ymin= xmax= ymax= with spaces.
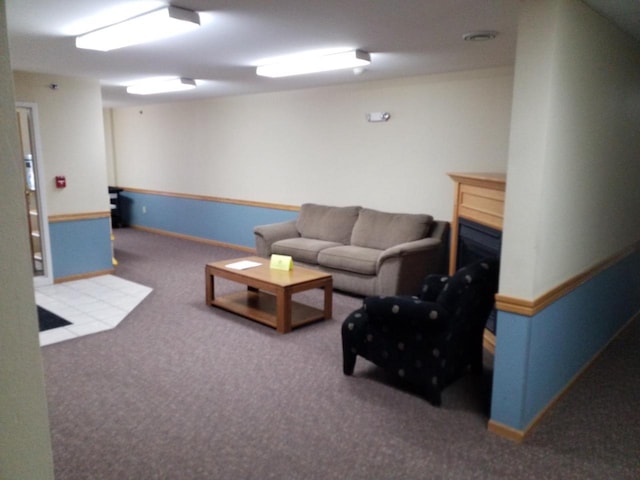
xmin=350 ymin=208 xmax=433 ymax=250
xmin=296 ymin=204 xmax=361 ymax=244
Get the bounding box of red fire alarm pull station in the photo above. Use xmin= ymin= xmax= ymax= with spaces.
xmin=55 ymin=175 xmax=66 ymax=188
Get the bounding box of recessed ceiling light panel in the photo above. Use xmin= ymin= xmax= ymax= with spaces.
xmin=76 ymin=6 xmax=200 ymax=52
xmin=256 ymin=49 xmax=371 ymax=78
xmin=126 ymin=77 xmax=197 ymax=95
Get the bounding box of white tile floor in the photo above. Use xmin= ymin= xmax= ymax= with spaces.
xmin=36 ymin=275 xmax=152 ymax=347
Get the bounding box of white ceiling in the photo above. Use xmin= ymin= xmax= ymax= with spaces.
xmin=5 ymin=1 xmax=640 ymax=108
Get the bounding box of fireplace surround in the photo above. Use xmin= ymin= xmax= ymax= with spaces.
xmin=448 ymin=172 xmax=505 ymax=344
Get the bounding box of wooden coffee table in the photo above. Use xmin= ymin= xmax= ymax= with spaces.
xmin=205 ymin=256 xmax=333 ymax=333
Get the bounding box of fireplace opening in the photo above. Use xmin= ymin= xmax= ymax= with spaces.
xmin=457 ymin=218 xmax=501 ymax=333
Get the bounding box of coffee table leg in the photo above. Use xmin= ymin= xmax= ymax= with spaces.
xmin=205 ymin=268 xmax=215 ymax=305
xmin=276 ymin=288 xmax=292 ymax=334
xmin=323 ymin=281 xmax=333 ymax=319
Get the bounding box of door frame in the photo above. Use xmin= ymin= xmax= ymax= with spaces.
xmin=17 ymin=102 xmax=53 ymax=286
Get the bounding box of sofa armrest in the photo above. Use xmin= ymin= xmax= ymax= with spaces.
xmin=254 ymin=220 xmax=299 ymax=257
xmin=374 ymin=238 xmax=446 ymax=296
xmin=377 ymin=237 xmax=442 ymax=264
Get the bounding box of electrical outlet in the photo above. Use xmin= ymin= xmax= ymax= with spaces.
xmin=142 ymin=206 xmax=147 ymax=214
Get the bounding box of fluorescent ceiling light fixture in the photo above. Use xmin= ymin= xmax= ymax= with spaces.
xmin=126 ymin=77 xmax=197 ymax=95
xmin=256 ymin=49 xmax=371 ymax=78
xmin=76 ymin=6 xmax=200 ymax=51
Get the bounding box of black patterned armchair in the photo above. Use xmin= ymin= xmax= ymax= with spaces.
xmin=341 ymin=258 xmax=499 ymax=406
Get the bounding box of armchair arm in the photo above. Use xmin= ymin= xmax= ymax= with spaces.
xmin=363 ymin=296 xmax=451 ymax=334
xmin=253 ymin=220 xmax=299 ymax=257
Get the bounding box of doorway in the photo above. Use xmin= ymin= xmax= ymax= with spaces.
xmin=16 ymin=103 xmax=53 ymax=286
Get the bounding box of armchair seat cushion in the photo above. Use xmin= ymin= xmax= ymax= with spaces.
xmin=272 ymin=238 xmax=343 ymax=265
xmin=317 ymin=245 xmax=381 ymax=275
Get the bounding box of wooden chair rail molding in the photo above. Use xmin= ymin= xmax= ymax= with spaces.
xmin=49 ymin=211 xmax=111 ymax=223
xmin=121 ymin=187 xmax=300 ymax=212
xmin=496 ymin=241 xmax=640 ymax=317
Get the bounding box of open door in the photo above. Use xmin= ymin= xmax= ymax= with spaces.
xmin=16 ymin=103 xmax=53 ymax=286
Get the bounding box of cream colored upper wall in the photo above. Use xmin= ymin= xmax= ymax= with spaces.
xmin=111 ymin=67 xmax=514 ymax=220
xmin=501 ymin=0 xmax=640 ymax=299
xmin=13 ymin=72 xmax=109 ymax=216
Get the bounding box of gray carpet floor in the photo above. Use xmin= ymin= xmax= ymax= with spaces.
xmin=41 ymin=228 xmax=639 ymax=479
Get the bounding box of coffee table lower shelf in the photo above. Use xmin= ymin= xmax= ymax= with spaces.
xmin=212 ymin=290 xmax=327 ymax=331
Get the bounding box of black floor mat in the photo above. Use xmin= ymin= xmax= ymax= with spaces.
xmin=37 ymin=306 xmax=71 ymax=332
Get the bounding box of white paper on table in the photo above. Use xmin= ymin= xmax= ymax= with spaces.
xmin=225 ymin=260 xmax=262 ymax=270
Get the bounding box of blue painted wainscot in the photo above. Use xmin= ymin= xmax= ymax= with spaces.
xmin=490 ymin=246 xmax=640 ymax=438
xmin=119 ymin=190 xmax=298 ymax=250
xmin=49 ymin=216 xmax=113 ymax=280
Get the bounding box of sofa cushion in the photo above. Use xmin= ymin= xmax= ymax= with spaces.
xmin=317 ymin=245 xmax=381 ymax=275
xmin=296 ymin=203 xmax=361 ymax=244
xmin=272 ymin=238 xmax=343 ymax=265
xmin=350 ymin=208 xmax=433 ymax=250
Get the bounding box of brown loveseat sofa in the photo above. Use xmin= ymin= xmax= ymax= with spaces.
xmin=254 ymin=203 xmax=449 ymax=297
